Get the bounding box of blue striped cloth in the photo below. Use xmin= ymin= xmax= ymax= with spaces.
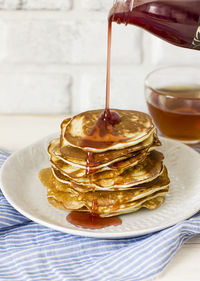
xmin=1 ymin=150 xmax=200 ymax=281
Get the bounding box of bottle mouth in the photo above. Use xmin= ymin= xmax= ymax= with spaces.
xmin=109 ymin=0 xmax=131 ymax=18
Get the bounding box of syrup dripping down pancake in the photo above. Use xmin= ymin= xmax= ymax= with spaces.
xmin=39 ymin=109 xmax=170 ymax=221
xmin=49 ymin=142 xmax=150 ymax=179
xmin=50 ymin=131 xmax=160 ymax=170
xmin=50 ymin=166 xmax=169 ymax=194
xmin=50 ymin=150 xmax=148 ymax=179
xmin=51 ymin=150 xmax=164 ymax=191
xmin=61 ymin=109 xmax=155 ymax=153
xmin=39 ymin=167 xmax=169 ymax=217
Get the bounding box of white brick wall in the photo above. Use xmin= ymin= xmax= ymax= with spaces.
xmin=0 ymin=19 xmax=141 ymax=64
xmin=0 ymin=1 xmax=199 ymax=114
xmin=0 ymin=0 xmax=72 ymax=10
xmin=23 ymin=0 xmax=72 ymax=10
xmin=150 ymin=36 xmax=200 ymax=65
xmin=0 ymin=72 xmax=71 ymax=114
xmin=0 ymin=0 xmax=20 ymax=10
xmin=1 ymin=20 xmax=75 ymax=63
xmin=0 ymin=22 xmax=7 ymax=60
xmin=71 ymin=22 xmax=142 ymax=64
xmin=82 ymin=0 xmax=113 ymax=11
xmin=72 ymin=66 xmax=151 ymax=114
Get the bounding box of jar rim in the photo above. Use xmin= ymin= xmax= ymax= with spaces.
xmin=145 ymin=66 xmax=200 ymax=100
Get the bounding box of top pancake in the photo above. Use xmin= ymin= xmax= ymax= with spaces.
xmin=61 ymin=109 xmax=155 ymax=152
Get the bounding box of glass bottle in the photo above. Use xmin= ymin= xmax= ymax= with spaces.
xmin=109 ymin=0 xmax=200 ymax=50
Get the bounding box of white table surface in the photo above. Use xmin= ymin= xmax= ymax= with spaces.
xmin=0 ymin=114 xmax=200 ymax=281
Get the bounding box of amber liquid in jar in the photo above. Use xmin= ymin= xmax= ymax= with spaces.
xmin=147 ymin=85 xmax=200 ymax=143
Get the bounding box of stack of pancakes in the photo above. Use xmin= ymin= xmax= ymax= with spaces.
xmin=39 ymin=109 xmax=170 ymax=217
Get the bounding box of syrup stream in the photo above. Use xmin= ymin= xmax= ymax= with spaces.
xmin=66 ymin=16 xmax=122 ymax=229
xmin=106 ymin=22 xmax=112 ymax=110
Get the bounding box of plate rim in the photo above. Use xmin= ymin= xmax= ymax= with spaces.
xmin=1 ymin=134 xmax=200 ymax=239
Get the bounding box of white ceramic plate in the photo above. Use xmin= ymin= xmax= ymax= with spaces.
xmin=1 ymin=134 xmax=200 ymax=239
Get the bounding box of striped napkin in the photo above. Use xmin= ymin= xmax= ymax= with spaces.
xmin=1 ymin=150 xmax=200 ymax=281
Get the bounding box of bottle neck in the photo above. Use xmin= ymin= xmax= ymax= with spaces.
xmin=109 ymin=0 xmax=153 ymax=24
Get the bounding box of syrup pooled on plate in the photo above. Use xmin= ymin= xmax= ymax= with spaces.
xmin=67 ymin=211 xmax=122 ymax=230
xmin=147 ymin=85 xmax=200 ymax=142
xmin=39 ymin=168 xmax=122 ymax=229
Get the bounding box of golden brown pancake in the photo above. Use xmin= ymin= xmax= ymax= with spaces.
xmin=61 ymin=109 xmax=155 ymax=152
xmin=50 ymin=146 xmax=149 ymax=179
xmin=48 ymin=190 xmax=168 ymax=217
xmin=39 ymin=109 xmax=170 ymax=219
xmin=50 ymin=132 xmax=160 ymax=169
xmin=52 ymin=150 xmax=164 ymax=191
xmin=39 ymin=168 xmax=169 ymax=217
xmin=51 ymin=166 xmax=169 ymax=194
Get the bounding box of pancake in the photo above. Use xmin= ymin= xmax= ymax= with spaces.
xmin=48 ymin=189 xmax=168 ymax=217
xmin=51 ymin=166 xmax=169 ymax=194
xmin=101 ymin=192 xmax=168 ymax=217
xmin=39 ymin=109 xmax=170 ymax=221
xmin=40 ymin=168 xmax=169 ymax=217
xmin=43 ymin=166 xmax=170 ymax=204
xmin=61 ymin=109 xmax=155 ymax=153
xmin=50 ymin=146 xmax=149 ymax=179
xmin=52 ymin=150 xmax=164 ymax=190
xmin=60 ymin=118 xmax=71 ymax=131
xmin=79 ymin=167 xmax=169 ymax=204
xmin=51 ymin=131 xmax=160 ymax=169
xmin=50 ymin=151 xmax=148 ymax=179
